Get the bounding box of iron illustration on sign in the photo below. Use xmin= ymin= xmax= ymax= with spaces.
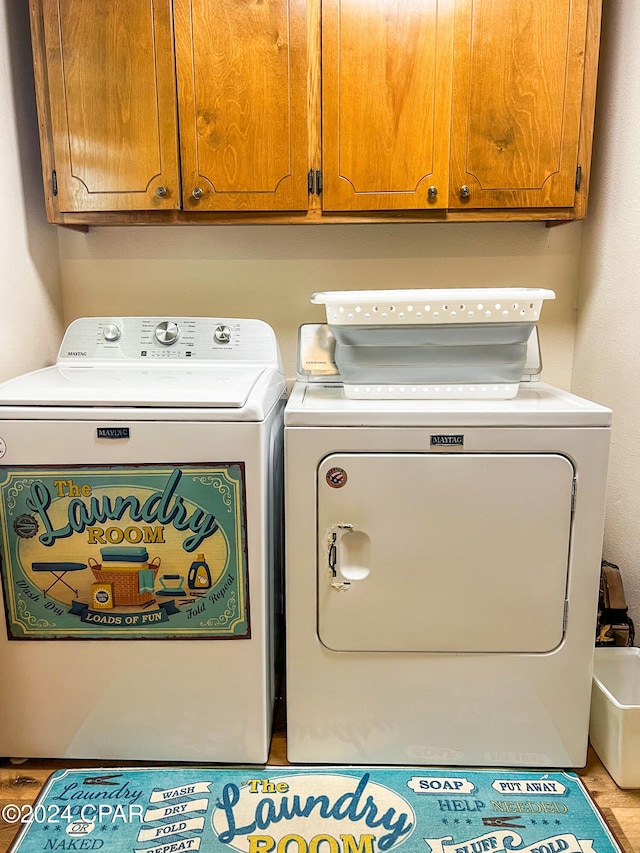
xmin=0 ymin=463 xmax=249 ymax=639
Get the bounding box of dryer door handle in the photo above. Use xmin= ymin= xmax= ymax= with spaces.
xmin=326 ymin=523 xmax=371 ymax=590
xmin=327 ymin=523 xmax=352 ymax=590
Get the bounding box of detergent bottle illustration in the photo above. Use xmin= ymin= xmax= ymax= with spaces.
xmin=188 ymin=553 xmax=212 ymax=590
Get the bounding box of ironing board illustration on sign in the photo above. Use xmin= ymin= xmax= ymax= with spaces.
xmin=31 ymin=561 xmax=86 ymax=597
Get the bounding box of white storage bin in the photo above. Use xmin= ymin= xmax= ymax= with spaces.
xmin=311 ymin=287 xmax=555 ymax=326
xmin=310 ymin=288 xmax=555 ymax=399
xmin=590 ymin=647 xmax=640 ymax=788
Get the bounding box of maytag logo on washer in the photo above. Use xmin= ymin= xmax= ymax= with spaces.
xmin=430 ymin=434 xmax=464 ymax=447
xmin=212 ymin=772 xmax=416 ymax=853
xmin=97 ymin=427 xmax=130 ymax=440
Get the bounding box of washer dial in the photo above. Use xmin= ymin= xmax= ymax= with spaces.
xmin=214 ymin=325 xmax=232 ymax=344
xmin=103 ymin=323 xmax=122 ymax=342
xmin=155 ymin=321 xmax=181 ymax=345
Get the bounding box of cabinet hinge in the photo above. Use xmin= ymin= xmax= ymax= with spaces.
xmin=575 ymin=165 xmax=582 ymax=191
xmin=52 ymin=170 xmax=58 ymax=197
xmin=308 ymin=169 xmax=323 ymax=196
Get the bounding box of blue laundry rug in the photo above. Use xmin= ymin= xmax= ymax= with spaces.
xmin=6 ymin=767 xmax=623 ymax=853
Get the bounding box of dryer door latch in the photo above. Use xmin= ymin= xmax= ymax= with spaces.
xmin=327 ymin=523 xmax=353 ymax=590
xmin=326 ymin=523 xmax=372 ymax=590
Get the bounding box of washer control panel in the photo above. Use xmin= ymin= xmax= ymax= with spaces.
xmin=58 ymin=317 xmax=280 ymax=364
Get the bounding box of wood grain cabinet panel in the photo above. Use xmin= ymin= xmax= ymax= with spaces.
xmin=449 ymin=0 xmax=590 ymax=210
xmin=321 ymin=0 xmax=454 ymax=211
xmin=174 ymin=0 xmax=309 ymax=211
xmin=39 ymin=0 xmax=180 ymax=212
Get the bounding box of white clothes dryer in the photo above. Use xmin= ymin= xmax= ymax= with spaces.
xmin=285 ymin=325 xmax=611 ymax=766
xmin=0 ymin=316 xmax=285 ymax=762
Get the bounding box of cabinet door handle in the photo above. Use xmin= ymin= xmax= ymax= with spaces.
xmin=460 ymin=185 xmax=471 ymax=199
xmin=428 ymin=186 xmax=438 ymax=200
xmin=191 ymin=187 xmax=204 ymax=200
xmin=156 ymin=186 xmax=168 ymax=198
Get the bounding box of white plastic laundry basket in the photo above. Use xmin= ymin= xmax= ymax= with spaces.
xmin=311 ymin=288 xmax=555 ymax=399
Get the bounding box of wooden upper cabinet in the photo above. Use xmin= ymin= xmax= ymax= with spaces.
xmin=39 ymin=0 xmax=180 ymax=212
xmin=29 ymin=0 xmax=602 ymax=222
xmin=174 ymin=0 xmax=309 ymax=212
xmin=449 ymin=0 xmax=590 ymax=210
xmin=33 ymin=0 xmax=308 ymax=217
xmin=321 ymin=0 xmax=454 ymax=212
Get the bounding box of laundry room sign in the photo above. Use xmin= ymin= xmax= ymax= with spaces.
xmin=0 ymin=463 xmax=250 ymax=639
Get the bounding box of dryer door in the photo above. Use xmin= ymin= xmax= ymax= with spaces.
xmin=317 ymin=452 xmax=574 ymax=653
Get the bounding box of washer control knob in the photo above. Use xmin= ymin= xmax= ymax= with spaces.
xmin=214 ymin=325 xmax=232 ymax=344
xmin=155 ymin=320 xmax=181 ymax=346
xmin=103 ymin=323 xmax=122 ymax=342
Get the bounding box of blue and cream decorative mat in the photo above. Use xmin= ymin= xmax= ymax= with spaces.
xmin=6 ymin=767 xmax=622 ymax=853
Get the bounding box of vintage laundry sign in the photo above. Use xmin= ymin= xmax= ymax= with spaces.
xmin=4 ymin=767 xmax=623 ymax=853
xmin=0 ymin=464 xmax=249 ymax=639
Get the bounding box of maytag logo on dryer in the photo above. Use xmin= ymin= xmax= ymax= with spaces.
xmin=65 ymin=350 xmax=87 ymax=357
xmin=97 ymin=427 xmax=130 ymax=440
xmin=430 ymin=434 xmax=464 ymax=447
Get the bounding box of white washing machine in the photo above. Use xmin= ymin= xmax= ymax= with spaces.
xmin=285 ymin=324 xmax=612 ymax=767
xmin=0 ymin=316 xmax=285 ymax=762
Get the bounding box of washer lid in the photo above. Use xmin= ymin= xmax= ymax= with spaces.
xmin=0 ymin=364 xmax=275 ymax=409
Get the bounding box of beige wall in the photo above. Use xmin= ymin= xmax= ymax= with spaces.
xmin=0 ymin=1 xmax=63 ymax=380
xmin=573 ymin=1 xmax=640 ymax=628
xmin=59 ymin=222 xmax=581 ymax=386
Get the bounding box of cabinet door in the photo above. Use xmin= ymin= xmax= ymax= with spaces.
xmin=449 ymin=0 xmax=589 ymax=209
xmin=40 ymin=0 xmax=180 ymax=212
xmin=175 ymin=0 xmax=309 ymax=212
xmin=321 ymin=0 xmax=454 ymax=212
